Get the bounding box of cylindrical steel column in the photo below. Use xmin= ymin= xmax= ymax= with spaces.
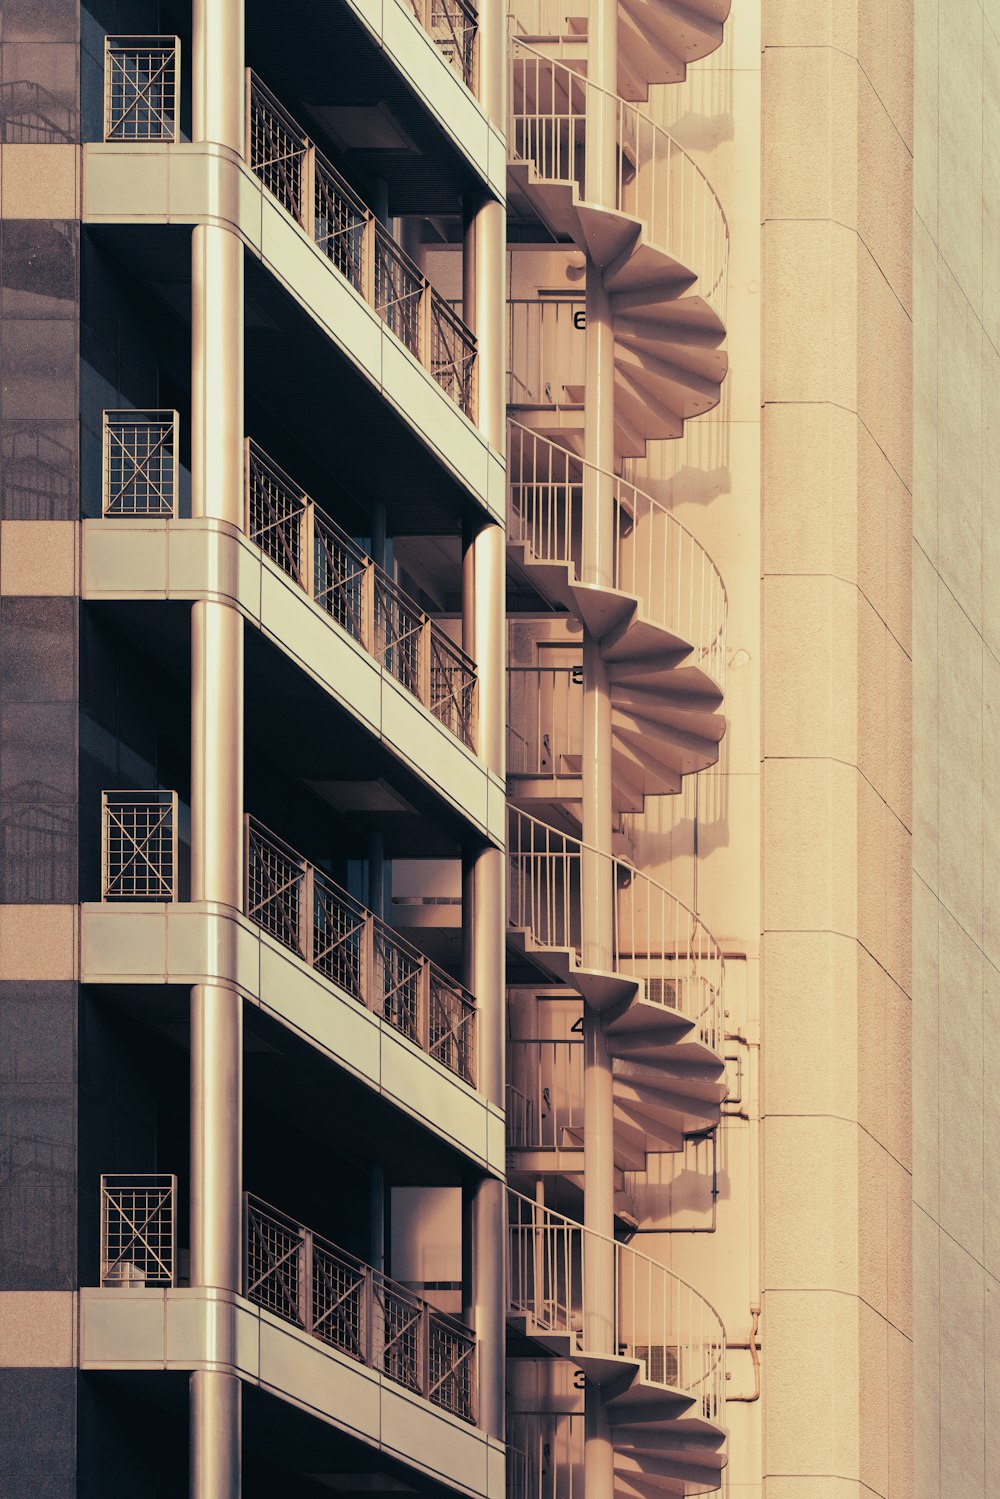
xmin=463 ymin=1174 xmax=506 ymax=1442
xmin=190 ymin=9 xmax=245 ymax=1493
xmin=583 ymin=0 xmax=617 ymax=207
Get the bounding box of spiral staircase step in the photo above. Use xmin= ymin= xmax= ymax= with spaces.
xmin=613 ymin=711 xmax=721 ymax=779
xmin=507 ymin=925 xmax=640 ymax=1009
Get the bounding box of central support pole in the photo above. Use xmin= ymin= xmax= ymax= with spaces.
xmin=190 ymin=4 xmax=245 ymax=1495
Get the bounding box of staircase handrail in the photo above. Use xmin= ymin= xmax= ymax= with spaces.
xmin=507 ymin=1188 xmax=726 ymax=1413
xmin=508 ymin=38 xmax=729 ymax=314
xmin=507 ymin=805 xmax=723 ymax=1052
xmin=508 ymin=421 xmax=727 ymax=693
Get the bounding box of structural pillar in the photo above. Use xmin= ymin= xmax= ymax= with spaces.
xmin=190 ymin=4 xmax=245 ymax=1495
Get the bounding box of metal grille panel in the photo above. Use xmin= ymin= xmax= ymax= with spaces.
xmin=105 ymin=37 xmax=178 ymax=140
xmin=101 ymin=1174 xmax=176 ymax=1287
xmin=103 ymin=410 xmax=177 ymax=517
xmin=102 ymin=791 xmax=177 ymax=901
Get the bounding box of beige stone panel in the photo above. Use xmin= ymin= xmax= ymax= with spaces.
xmin=858 ymin=1298 xmax=889 ymax=1495
xmin=859 ymin=0 xmax=915 ymax=147
xmin=937 ymin=903 xmax=984 ymax=1260
xmin=694 ymin=770 xmax=762 ymax=947
xmin=0 ymin=521 xmax=77 ymax=595
xmin=857 ymin=944 xmax=888 ymax=1148
xmin=0 ymin=1292 xmax=76 ymax=1365
xmin=982 ymin=961 xmax=1000 ymax=1278
xmin=886 ymin=1324 xmax=914 ymax=1499
xmin=910 ymin=874 xmax=939 ymax=1218
xmin=938 ymin=1234 xmax=985 ymax=1495
xmin=911 ymin=1206 xmax=939 ymax=1499
xmin=762 ymin=757 xmax=858 ymax=936
xmin=858 ymin=1126 xmax=889 ymax=1318
xmin=761 ymin=0 xmax=859 ymax=53
xmin=856 ymin=243 xmax=913 ymax=491
xmin=911 ymin=217 xmax=938 ymax=565
xmin=762 ymin=575 xmax=858 ymax=762
xmin=886 ymin=1155 xmax=912 ymax=1337
xmin=984 ymin=27 xmax=1000 ymax=353
xmin=936 ymin=263 xmax=983 ymax=630
xmin=857 ymin=70 xmax=913 ymax=312
xmin=764 ymin=1483 xmax=868 ymax=1499
xmin=762 ymin=1115 xmax=860 ymax=1293
xmin=885 ymin=631 xmax=912 ymax=830
xmin=937 ymin=586 xmax=984 ymax=946
xmin=761 ymin=403 xmax=858 ymax=580
xmin=761 ymin=931 xmax=858 ymax=1117
xmin=983 ymin=336 xmax=1000 ymax=663
xmin=856 ymin=774 xmax=887 ymax=971
xmin=885 ymin=976 xmax=912 ymax=1171
xmin=911 ymin=546 xmax=938 ymax=886
xmin=912 ymin=0 xmax=937 ymax=234
xmin=0 ymin=145 xmax=78 ymax=218
xmin=762 ymin=47 xmax=858 ymax=224
xmin=986 ymin=1269 xmax=1000 ymax=1497
xmin=857 ymin=595 xmax=888 ymax=799
xmin=983 ymin=647 xmax=1000 ymax=973
xmin=884 ymin=466 xmax=912 ymax=656
xmin=858 ymin=419 xmax=888 ymax=623
xmin=762 ymin=219 xmax=858 ymax=410
xmin=937 ymin=0 xmax=983 ymax=316
xmin=0 ymin=905 xmax=76 ymax=980
xmin=884 ymin=810 xmax=912 ymax=994
xmin=762 ymin=1290 xmax=860 ymax=1479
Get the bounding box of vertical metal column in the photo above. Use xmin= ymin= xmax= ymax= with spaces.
xmin=190 ymin=4 xmax=245 ymax=1496
xmin=581 ymin=0 xmax=618 ymax=1487
xmin=461 ymin=0 xmax=507 ymax=1444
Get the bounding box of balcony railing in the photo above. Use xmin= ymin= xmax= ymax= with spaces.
xmin=509 ymin=39 xmax=728 ymax=316
xmin=507 ymin=806 xmax=723 ymax=1053
xmin=100 ymin=1174 xmax=177 ymax=1287
xmin=246 ymin=1195 xmax=477 ymax=1421
xmin=246 ymin=819 xmax=476 ymax=1084
xmin=104 ymin=36 xmax=179 ymax=141
xmin=101 ymin=791 xmax=178 ymax=902
xmin=507 ymin=1189 xmax=725 ymax=1419
xmin=246 ymin=440 xmax=478 ymax=749
xmin=507 ymin=665 xmax=581 ymax=776
xmin=506 ymin=297 xmax=583 ymax=410
xmin=247 ymin=74 xmax=477 ymax=419
xmin=508 ymin=423 xmax=728 ymax=694
xmin=507 ymin=1038 xmax=582 ymax=1149
xmin=102 ymin=410 xmax=178 ymax=517
xmin=408 ymin=0 xmax=478 ymax=88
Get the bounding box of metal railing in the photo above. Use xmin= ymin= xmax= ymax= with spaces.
xmin=408 ymin=0 xmax=478 ymax=88
xmin=245 ymin=1195 xmax=477 ymax=1421
xmin=507 ymin=1039 xmax=583 ymax=1148
xmin=247 ymin=74 xmax=477 ymax=419
xmin=102 ymin=410 xmax=179 ymax=517
xmin=508 ymin=39 xmax=728 ymax=316
xmin=507 ymin=1189 xmax=725 ymax=1419
xmin=0 ymin=80 xmax=75 ymax=143
xmin=100 ymin=1174 xmax=177 ymax=1287
xmin=507 ymin=807 xmax=723 ymax=1053
xmin=246 ymin=440 xmax=478 ymax=748
xmin=507 ymin=1412 xmax=584 ymax=1499
xmin=509 ymin=423 xmax=728 ymax=693
xmin=245 ymin=818 xmax=477 ymax=1084
xmin=102 ymin=791 xmax=178 ymax=901
xmin=104 ymin=36 xmax=179 ymax=141
xmin=507 ymin=297 xmax=585 ymax=410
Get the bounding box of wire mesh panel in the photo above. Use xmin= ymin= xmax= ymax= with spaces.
xmin=429 ymin=1315 xmax=476 ymax=1420
xmin=429 ymin=628 xmax=477 ymax=748
xmin=312 ymin=868 xmax=367 ymax=999
xmin=101 ymin=1174 xmax=176 ymax=1287
xmin=374 ymin=574 xmax=424 ymax=694
xmin=374 ymin=225 xmax=424 ymax=359
xmin=246 ymin=1199 xmax=305 ymax=1322
xmin=314 ymin=157 xmax=368 ymax=292
xmin=374 ymin=1276 xmax=424 ymax=1392
xmin=105 ymin=36 xmax=179 ymax=141
xmin=103 ymin=410 xmax=178 ymax=517
xmin=248 ymin=76 xmax=307 ymax=222
xmin=102 ymin=791 xmax=177 ymax=901
xmin=429 ymin=292 xmax=477 ymax=419
xmin=246 ymin=440 xmax=307 ymax=582
xmin=426 ymin=0 xmax=478 ymax=88
xmin=428 ymin=974 xmax=476 ymax=1085
xmin=313 ymin=512 xmax=368 ymax=638
xmin=373 ymin=920 xmax=423 ymax=1041
xmin=246 ymin=819 xmax=305 ymax=954
xmin=312 ymin=1240 xmax=368 ymax=1358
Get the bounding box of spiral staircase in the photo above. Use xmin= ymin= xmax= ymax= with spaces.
xmin=506 ymin=42 xmax=728 ymax=463
xmin=507 ymin=1192 xmax=727 ymax=1497
xmin=508 ymin=0 xmax=731 ymax=100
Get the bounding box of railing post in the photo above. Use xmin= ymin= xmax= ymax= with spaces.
xmin=419 ymin=959 xmax=432 ymax=1055
xmin=419 ymin=282 xmax=432 ymax=376
xmin=362 ymin=214 xmax=377 ymax=310
xmin=420 ymin=1301 xmax=430 ymax=1402
xmin=301 ymin=141 xmax=317 ymax=239
xmin=419 ymin=616 xmax=432 ymax=711
xmin=302 ymin=499 xmax=315 ymax=599
xmin=301 ymin=861 xmax=315 ymax=965
xmin=301 ymin=1227 xmax=314 ymax=1335
xmin=362 ymin=911 xmax=375 ymax=1013
xmin=361 ymin=558 xmax=376 ymax=656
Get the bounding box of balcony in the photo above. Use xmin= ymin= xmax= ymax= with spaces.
xmin=247 ymin=74 xmax=477 ymax=420
xmin=97 ymin=1177 xmax=478 ymax=1426
xmin=97 ymin=796 xmax=477 ymax=1087
xmin=98 ymin=413 xmax=479 ymax=755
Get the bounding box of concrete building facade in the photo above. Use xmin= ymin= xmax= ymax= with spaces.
xmin=0 ymin=0 xmax=981 ymax=1496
